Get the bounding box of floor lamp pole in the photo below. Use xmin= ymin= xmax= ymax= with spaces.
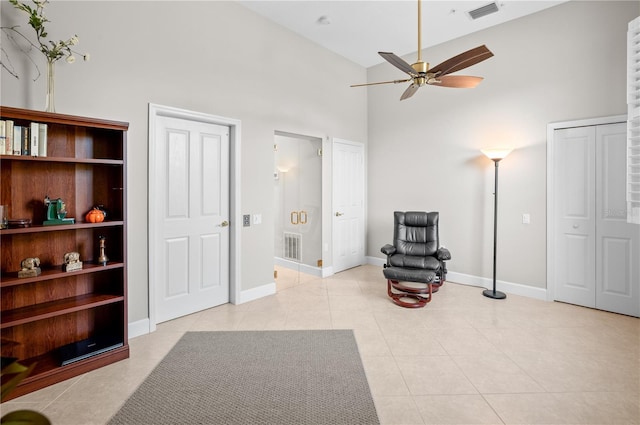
xmin=483 ymin=159 xmax=506 ymax=299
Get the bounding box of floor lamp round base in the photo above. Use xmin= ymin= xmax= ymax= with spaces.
xmin=483 ymin=289 xmax=507 ymax=299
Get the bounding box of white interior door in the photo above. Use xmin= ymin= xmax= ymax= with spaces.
xmin=595 ymin=124 xmax=640 ymax=316
xmin=553 ymin=126 xmax=596 ymax=307
xmin=552 ymin=121 xmax=639 ymax=317
xmin=154 ymin=115 xmax=230 ymax=323
xmin=332 ymin=139 xmax=365 ymax=273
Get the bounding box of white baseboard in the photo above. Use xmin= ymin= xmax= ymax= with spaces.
xmin=238 ymin=282 xmax=277 ymax=304
xmin=367 ymin=256 xmax=386 ymax=267
xmin=321 ymin=266 xmax=334 ymax=277
xmin=446 ymin=271 xmax=547 ymax=300
xmin=128 ymin=318 xmax=151 ymax=339
xmin=366 ymin=256 xmax=548 ymax=301
xmin=275 ymin=257 xmax=324 ymax=277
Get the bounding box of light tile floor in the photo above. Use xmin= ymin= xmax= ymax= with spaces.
xmin=2 ymin=265 xmax=639 ymax=424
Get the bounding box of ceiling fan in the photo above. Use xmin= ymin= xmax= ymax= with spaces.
xmin=351 ymin=0 xmax=494 ymax=100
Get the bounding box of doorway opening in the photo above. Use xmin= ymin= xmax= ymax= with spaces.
xmin=273 ymin=131 xmax=323 ymax=289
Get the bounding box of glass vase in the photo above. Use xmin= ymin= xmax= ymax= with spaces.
xmin=45 ymin=60 xmax=56 ymax=113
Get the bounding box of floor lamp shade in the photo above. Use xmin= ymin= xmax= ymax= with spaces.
xmin=481 ymin=147 xmax=513 ymax=161
xmin=481 ymin=147 xmax=512 ymax=299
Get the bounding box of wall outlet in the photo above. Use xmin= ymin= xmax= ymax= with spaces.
xmin=243 ymin=214 xmax=251 ymax=227
xmin=522 ymin=213 xmax=531 ymax=224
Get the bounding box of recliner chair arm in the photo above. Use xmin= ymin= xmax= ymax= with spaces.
xmin=437 ymin=247 xmax=451 ymax=261
xmin=381 ymin=244 xmax=396 ymax=256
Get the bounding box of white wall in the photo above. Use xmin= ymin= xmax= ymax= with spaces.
xmin=367 ymin=1 xmax=638 ymax=289
xmin=0 ymin=1 xmax=367 ymax=324
xmin=3 ymin=0 xmax=637 ymax=326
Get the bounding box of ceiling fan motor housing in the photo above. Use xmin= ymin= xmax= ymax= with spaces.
xmin=411 ymin=61 xmax=439 ymax=86
xmin=411 ymin=61 xmax=429 ymax=74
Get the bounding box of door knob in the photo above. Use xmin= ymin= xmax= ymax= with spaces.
xmin=220 ymin=220 xmax=229 ymax=227
xmin=572 ymin=224 xmax=579 ymax=229
xmin=335 ymin=212 xmax=344 ymax=217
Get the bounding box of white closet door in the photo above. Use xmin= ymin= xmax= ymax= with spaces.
xmin=553 ymin=126 xmax=596 ymax=308
xmin=595 ymin=123 xmax=640 ymax=317
xmin=552 ymin=122 xmax=639 ymax=317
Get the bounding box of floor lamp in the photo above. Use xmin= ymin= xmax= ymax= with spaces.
xmin=481 ymin=147 xmax=513 ymax=299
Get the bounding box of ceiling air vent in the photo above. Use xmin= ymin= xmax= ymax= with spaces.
xmin=467 ymin=2 xmax=500 ymax=20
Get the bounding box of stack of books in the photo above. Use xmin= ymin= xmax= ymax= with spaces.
xmin=0 ymin=120 xmax=48 ymax=157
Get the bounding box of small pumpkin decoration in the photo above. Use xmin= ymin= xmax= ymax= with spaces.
xmin=85 ymin=207 xmax=105 ymax=223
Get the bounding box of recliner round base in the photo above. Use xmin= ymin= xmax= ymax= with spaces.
xmin=387 ymin=279 xmax=433 ymax=308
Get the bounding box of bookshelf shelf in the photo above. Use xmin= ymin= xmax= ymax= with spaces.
xmin=0 ymin=262 xmax=125 ymax=288
xmin=0 ymin=221 xmax=124 ymax=235
xmin=1 ymin=293 xmax=125 ymax=329
xmin=0 ymin=154 xmax=123 ymax=165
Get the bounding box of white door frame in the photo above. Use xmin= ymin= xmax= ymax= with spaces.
xmin=148 ymin=103 xmax=241 ymax=332
xmin=546 ymin=114 xmax=626 ymax=302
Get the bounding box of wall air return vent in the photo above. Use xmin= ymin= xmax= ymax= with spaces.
xmin=283 ymin=232 xmax=302 ymax=261
xmin=467 ymin=2 xmax=500 ymax=20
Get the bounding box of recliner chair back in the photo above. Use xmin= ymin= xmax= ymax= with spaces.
xmin=393 ymin=211 xmax=439 ymax=257
xmin=391 ymin=211 xmax=440 ymax=269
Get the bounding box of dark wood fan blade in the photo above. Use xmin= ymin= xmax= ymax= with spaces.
xmin=379 ymin=52 xmax=416 ymax=76
xmin=429 ymin=75 xmax=484 ymax=88
xmin=400 ymin=83 xmax=419 ymax=100
xmin=351 ymin=78 xmax=411 ymax=88
xmin=429 ymin=45 xmax=493 ymax=77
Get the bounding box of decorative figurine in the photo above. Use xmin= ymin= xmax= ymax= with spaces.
xmin=63 ymin=251 xmax=83 ymax=272
xmin=18 ymin=257 xmax=42 ymax=278
xmin=98 ymin=236 xmax=108 ymax=266
xmin=43 ymin=196 xmax=75 ymax=226
xmin=85 ymin=207 xmax=106 ymax=223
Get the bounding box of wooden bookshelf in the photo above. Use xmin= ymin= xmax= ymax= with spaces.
xmin=0 ymin=106 xmax=129 ymax=400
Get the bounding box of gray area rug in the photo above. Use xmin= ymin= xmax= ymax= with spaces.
xmin=108 ymin=330 xmax=379 ymax=424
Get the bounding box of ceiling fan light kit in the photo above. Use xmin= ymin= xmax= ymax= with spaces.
xmin=352 ymin=0 xmax=494 ymax=100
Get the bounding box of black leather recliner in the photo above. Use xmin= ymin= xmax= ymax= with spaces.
xmin=381 ymin=211 xmax=451 ymax=308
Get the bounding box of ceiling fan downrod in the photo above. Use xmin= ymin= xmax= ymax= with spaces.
xmin=417 ymin=0 xmax=422 ymax=63
xmin=412 ymin=0 xmax=431 ymax=85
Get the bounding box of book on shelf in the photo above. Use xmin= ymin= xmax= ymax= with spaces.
xmin=30 ymin=122 xmax=39 ymax=157
xmin=20 ymin=125 xmax=30 ymax=156
xmin=5 ymin=120 xmax=13 ymax=155
xmin=38 ymin=123 xmax=47 ymax=157
xmin=0 ymin=120 xmax=5 ymax=155
xmin=12 ymin=125 xmax=22 ymax=155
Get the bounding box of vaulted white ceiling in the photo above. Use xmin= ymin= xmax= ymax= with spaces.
xmin=238 ymin=1 xmax=566 ymax=68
